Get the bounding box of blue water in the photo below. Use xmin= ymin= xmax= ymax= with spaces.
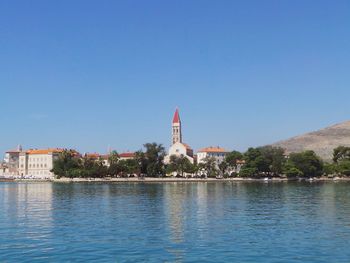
xmin=0 ymin=182 xmax=350 ymax=262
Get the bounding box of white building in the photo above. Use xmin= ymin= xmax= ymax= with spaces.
xmin=18 ymin=148 xmax=63 ymax=179
xmin=197 ymin=146 xmax=228 ymax=166
xmin=164 ymin=109 xmax=194 ymax=164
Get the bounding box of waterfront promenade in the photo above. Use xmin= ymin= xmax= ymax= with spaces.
xmin=3 ymin=176 xmax=349 ymax=183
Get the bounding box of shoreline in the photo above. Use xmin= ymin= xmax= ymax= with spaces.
xmin=2 ymin=176 xmax=350 ymax=183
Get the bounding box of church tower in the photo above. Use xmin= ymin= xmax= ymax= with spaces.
xmin=172 ymin=108 xmax=182 ymax=145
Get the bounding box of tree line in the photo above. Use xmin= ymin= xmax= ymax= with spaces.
xmin=52 ymin=143 xmax=166 ymax=178
xmin=51 ymin=143 xmax=350 ymax=178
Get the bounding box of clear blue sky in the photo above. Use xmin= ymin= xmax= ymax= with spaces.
xmin=1 ymin=0 xmax=349 ymax=155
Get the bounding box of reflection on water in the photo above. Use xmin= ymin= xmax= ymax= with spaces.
xmin=164 ymin=183 xmax=185 ymax=244
xmin=196 ymin=182 xmax=208 ymax=240
xmin=1 ymin=182 xmax=350 ymax=262
xmin=0 ymin=183 xmax=53 ymax=259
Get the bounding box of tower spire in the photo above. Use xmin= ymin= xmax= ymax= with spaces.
xmin=172 ymin=107 xmax=181 ymax=124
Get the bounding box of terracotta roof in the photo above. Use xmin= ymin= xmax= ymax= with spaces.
xmin=119 ymin=152 xmax=135 ymax=158
xmin=181 ymin=143 xmax=193 ymax=150
xmin=85 ymin=153 xmax=101 ymax=159
xmin=172 ymin=108 xmax=181 ymax=123
xmin=197 ymin=146 xmax=227 ymax=153
xmin=27 ymin=148 xmax=64 ymax=155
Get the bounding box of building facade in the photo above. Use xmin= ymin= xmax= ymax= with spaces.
xmin=197 ymin=147 xmax=228 ymax=166
xmin=18 ymin=149 xmax=63 ymax=178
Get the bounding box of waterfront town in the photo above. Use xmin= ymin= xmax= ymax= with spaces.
xmin=1 ymin=109 xmax=350 ymax=180
xmin=0 ymin=109 xmax=244 ymax=179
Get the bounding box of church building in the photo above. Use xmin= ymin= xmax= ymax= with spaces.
xmin=164 ymin=108 xmax=194 ymax=164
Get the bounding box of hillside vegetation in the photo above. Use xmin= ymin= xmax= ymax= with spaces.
xmin=272 ymin=121 xmax=350 ymax=161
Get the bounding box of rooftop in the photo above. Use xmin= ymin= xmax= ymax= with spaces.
xmin=197 ymin=146 xmax=227 ymax=153
xmin=26 ymin=148 xmax=64 ymax=155
xmin=181 ymin=143 xmax=193 ymax=150
xmin=119 ymin=152 xmax=135 ymax=158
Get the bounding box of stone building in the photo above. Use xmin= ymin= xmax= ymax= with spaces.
xmin=18 ymin=148 xmax=63 ymax=178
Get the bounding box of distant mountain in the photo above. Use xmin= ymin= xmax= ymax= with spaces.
xmin=271 ymin=121 xmax=350 ymax=161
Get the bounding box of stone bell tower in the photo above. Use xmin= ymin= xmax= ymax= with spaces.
xmin=172 ymin=108 xmax=182 ymax=145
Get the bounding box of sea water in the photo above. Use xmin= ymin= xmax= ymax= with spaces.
xmin=0 ymin=182 xmax=349 ymax=262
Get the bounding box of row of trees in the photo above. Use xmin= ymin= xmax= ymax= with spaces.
xmin=237 ymin=145 xmax=350 ymax=178
xmin=52 ymin=143 xmax=166 ymax=178
xmin=52 ymin=143 xmax=350 ymax=179
xmin=240 ymin=147 xmax=324 ymax=178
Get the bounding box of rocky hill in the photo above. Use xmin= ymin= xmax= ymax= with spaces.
xmin=271 ymin=121 xmax=350 ymax=161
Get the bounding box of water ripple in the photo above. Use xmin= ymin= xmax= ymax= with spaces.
xmin=1 ymin=182 xmax=350 ymax=262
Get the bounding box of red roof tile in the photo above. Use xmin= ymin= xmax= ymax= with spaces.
xmin=197 ymin=146 xmax=227 ymax=153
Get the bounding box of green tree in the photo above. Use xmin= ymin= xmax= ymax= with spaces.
xmin=337 ymin=160 xmax=350 ymax=176
xmin=108 ymin=151 xmax=119 ymax=166
xmin=93 ymin=158 xmax=108 ymax=178
xmin=323 ymin=162 xmax=338 ymax=176
xmin=239 ymin=167 xmax=257 ymax=177
xmin=244 ymin=147 xmax=269 ymax=175
xmin=187 ymin=162 xmax=198 ymax=175
xmin=283 ymin=163 xmax=303 ymax=178
xmin=242 ymin=146 xmax=286 ymax=176
xmin=118 ymin=159 xmax=139 ymax=177
xmin=134 ymin=150 xmax=147 ymax=176
xmin=143 ymin=143 xmax=166 ymax=177
xmin=201 ymin=156 xmax=218 ymax=177
xmin=167 ymin=154 xmax=193 ymax=177
xmin=224 ymin=150 xmax=243 ymax=175
xmin=333 ymin=146 xmax=350 ymax=163
xmin=108 ymin=151 xmax=121 ymax=177
xmin=259 ymin=146 xmax=286 ymax=175
xmin=51 ymin=149 xmax=80 ymax=178
xmin=287 ymin=150 xmax=323 ymax=178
